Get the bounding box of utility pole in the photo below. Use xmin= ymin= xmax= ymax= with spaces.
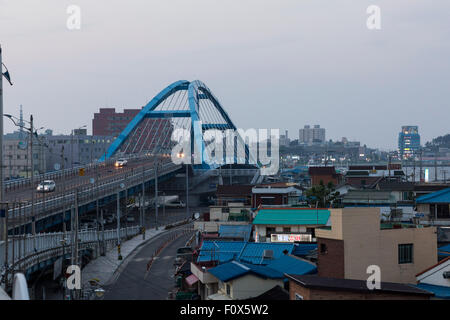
xmin=30 ymin=115 xmax=36 ymax=250
xmin=116 ymin=187 xmax=122 ymax=260
xmin=155 ymin=163 xmax=158 ymax=230
xmin=0 ymin=45 xmax=4 ymax=209
xmin=186 ymin=163 xmax=189 ymax=219
xmin=141 ymin=165 xmax=145 ymax=240
xmin=434 ymin=153 xmax=438 ymax=182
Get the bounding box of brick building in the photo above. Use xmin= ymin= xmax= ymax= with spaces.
xmin=308 ymin=166 xmax=341 ymax=186
xmin=92 ymin=107 xmax=173 ymax=154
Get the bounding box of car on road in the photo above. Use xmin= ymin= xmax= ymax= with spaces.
xmin=36 ymin=180 xmax=56 ymax=193
xmin=115 ymin=159 xmax=128 ymax=167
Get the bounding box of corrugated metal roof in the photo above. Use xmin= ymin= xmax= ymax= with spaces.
xmin=219 ymin=225 xmax=252 ymax=241
xmin=438 ymin=244 xmax=450 ymax=257
xmin=292 ymin=243 xmax=318 ymax=257
xmin=266 ymin=255 xmax=317 ymax=275
xmin=416 ymin=188 xmax=450 ymax=204
xmin=208 ymin=261 xmax=285 ymax=282
xmin=197 ymin=241 xmax=295 ymax=264
xmin=415 ymin=283 xmax=450 ymax=299
xmin=252 ymin=208 xmax=330 ymax=225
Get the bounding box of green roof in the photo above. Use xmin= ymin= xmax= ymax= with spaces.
xmin=253 ymin=208 xmax=330 ymax=226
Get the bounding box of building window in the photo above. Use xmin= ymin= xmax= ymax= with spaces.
xmin=295 ymin=293 xmax=304 ymax=300
xmin=398 ymin=244 xmax=413 ymax=264
xmin=266 ymin=227 xmax=276 ymax=236
xmin=320 ymin=243 xmax=327 ymax=254
xmin=226 ymin=284 xmax=231 ymax=296
xmin=283 ymin=227 xmax=291 ymax=233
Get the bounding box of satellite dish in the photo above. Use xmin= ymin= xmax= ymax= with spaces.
xmin=119 ymin=183 xmax=125 ymax=189
xmin=90 ymin=178 xmax=95 ymax=184
xmin=54 ymin=163 xmax=61 ymax=171
xmin=194 ymin=212 xmax=200 ymax=220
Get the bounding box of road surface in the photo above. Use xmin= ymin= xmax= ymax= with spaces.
xmin=104 ymin=225 xmax=194 ymax=300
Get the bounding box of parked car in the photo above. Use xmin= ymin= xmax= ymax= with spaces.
xmin=36 ymin=180 xmax=56 ymax=193
xmin=115 ymin=159 xmax=128 ymax=167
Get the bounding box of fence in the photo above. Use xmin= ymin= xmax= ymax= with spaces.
xmin=0 ymin=226 xmax=141 ymax=268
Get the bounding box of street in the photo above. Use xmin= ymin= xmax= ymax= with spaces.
xmin=104 ymin=225 xmax=194 ymax=300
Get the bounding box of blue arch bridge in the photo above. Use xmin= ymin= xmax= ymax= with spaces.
xmin=0 ymin=80 xmax=269 ymax=287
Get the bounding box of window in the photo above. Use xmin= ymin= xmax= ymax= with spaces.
xmin=283 ymin=227 xmax=291 ymax=233
xmin=295 ymin=293 xmax=304 ymax=300
xmin=226 ymin=284 xmax=231 ymax=296
xmin=266 ymin=227 xmax=276 ymax=236
xmin=320 ymin=243 xmax=327 ymax=254
xmin=398 ymin=244 xmax=413 ymax=264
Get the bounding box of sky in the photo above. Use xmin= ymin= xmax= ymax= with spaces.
xmin=0 ymin=0 xmax=449 ymax=151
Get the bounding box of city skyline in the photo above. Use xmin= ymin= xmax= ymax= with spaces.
xmin=1 ymin=1 xmax=449 ymax=150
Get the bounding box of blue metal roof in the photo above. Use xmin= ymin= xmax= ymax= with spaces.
xmin=292 ymin=243 xmax=318 ymax=257
xmin=219 ymin=225 xmax=252 ymax=242
xmin=208 ymin=261 xmax=285 ymax=282
xmin=197 ymin=241 xmax=295 ymax=264
xmin=266 ymin=255 xmax=317 ymax=275
xmin=415 ymin=283 xmax=450 ymax=299
xmin=416 ymin=188 xmax=450 ymax=204
xmin=438 ymin=244 xmax=450 ymax=257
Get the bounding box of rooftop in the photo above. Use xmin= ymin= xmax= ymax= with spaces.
xmin=218 ymin=225 xmax=252 ymax=242
xmin=197 ymin=241 xmax=295 ymax=264
xmin=208 ymin=261 xmax=285 ymax=282
xmin=252 ymin=208 xmax=331 ymax=226
xmin=286 ymin=274 xmax=434 ymax=297
xmin=416 ymin=188 xmax=450 ymax=204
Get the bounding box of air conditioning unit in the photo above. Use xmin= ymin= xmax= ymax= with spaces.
xmin=443 ymin=271 xmax=450 ymax=279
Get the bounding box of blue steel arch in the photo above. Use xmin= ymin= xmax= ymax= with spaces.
xmin=100 ymin=80 xmax=253 ymax=167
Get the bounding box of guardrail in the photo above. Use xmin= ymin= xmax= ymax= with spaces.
xmin=6 ymin=162 xmax=182 ymax=229
xmin=0 ymin=226 xmax=141 ymax=268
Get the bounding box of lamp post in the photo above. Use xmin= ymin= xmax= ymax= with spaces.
xmin=177 ymin=152 xmax=189 ymax=219
xmin=117 ymin=182 xmax=125 ymax=260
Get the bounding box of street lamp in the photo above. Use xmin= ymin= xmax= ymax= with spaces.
xmin=177 ymin=151 xmax=189 ymax=220
xmin=117 ymin=182 xmax=125 ymax=260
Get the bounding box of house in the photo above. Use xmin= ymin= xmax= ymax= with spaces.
xmin=308 ymin=167 xmax=341 ymax=186
xmin=218 ymin=225 xmax=253 ymax=242
xmin=415 ymin=257 xmax=450 ymax=299
xmin=194 ymin=203 xmax=252 ymax=233
xmin=286 ymin=274 xmax=433 ymax=300
xmin=251 ymin=183 xmax=303 ymax=207
xmin=191 ymin=241 xmax=297 ymax=299
xmin=252 ymin=207 xmax=331 ymax=243
xmin=341 ymin=190 xmax=415 ymax=221
xmin=344 ymin=164 xmax=405 ymax=188
xmin=206 ymin=255 xmax=317 ymax=300
xmin=415 ymin=188 xmax=450 ymax=225
xmin=216 ymin=185 xmax=254 ymax=206
xmin=207 ymin=261 xmax=285 ymax=300
xmin=375 ymin=181 xmax=415 ymax=202
xmin=315 ymin=207 xmax=437 ymax=284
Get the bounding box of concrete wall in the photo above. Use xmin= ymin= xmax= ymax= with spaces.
xmin=217 ymin=274 xmax=283 ymax=300
xmin=316 ymin=208 xmax=438 ymax=284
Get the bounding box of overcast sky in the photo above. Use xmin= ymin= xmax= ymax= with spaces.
xmin=1 ymin=0 xmax=449 ymax=150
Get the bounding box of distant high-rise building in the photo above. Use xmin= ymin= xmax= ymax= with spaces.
xmin=299 ymin=125 xmax=326 ymax=145
xmin=398 ymin=126 xmax=421 ymax=159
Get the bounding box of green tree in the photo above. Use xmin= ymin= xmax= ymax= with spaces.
xmin=305 ymin=181 xmax=340 ymax=208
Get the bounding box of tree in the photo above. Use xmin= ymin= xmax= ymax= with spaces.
xmin=305 ymin=181 xmax=340 ymax=208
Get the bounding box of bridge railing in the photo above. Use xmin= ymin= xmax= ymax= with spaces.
xmin=0 ymin=226 xmax=141 ymax=267
xmin=7 ymin=162 xmax=181 ymax=228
